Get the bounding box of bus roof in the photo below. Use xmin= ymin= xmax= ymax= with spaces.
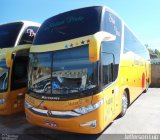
xmin=0 ymin=20 xmax=40 ymax=27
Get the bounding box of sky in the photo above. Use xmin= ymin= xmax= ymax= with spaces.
xmin=1 ymin=0 xmax=160 ymax=50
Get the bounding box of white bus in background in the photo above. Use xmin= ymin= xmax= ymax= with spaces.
xmin=0 ymin=20 xmax=40 ymax=48
xmin=0 ymin=21 xmax=40 ymax=115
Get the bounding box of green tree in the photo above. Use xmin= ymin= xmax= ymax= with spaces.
xmin=154 ymin=49 xmax=160 ymax=58
xmin=145 ymin=44 xmax=160 ymax=59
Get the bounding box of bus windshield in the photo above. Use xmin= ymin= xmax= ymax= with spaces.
xmin=28 ymin=45 xmax=98 ymax=100
xmin=0 ymin=22 xmax=23 ymax=48
xmin=0 ymin=59 xmax=8 ymax=92
xmin=33 ymin=6 xmax=102 ymax=45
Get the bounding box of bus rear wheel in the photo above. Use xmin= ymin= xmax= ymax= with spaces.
xmin=119 ymin=90 xmax=128 ymax=117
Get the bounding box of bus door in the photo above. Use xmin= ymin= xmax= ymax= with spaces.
xmin=9 ymin=49 xmax=29 ymax=113
xmin=101 ymin=52 xmax=115 ymax=122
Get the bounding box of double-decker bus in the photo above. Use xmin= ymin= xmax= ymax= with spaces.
xmin=25 ymin=6 xmax=151 ymax=134
xmin=0 ymin=21 xmax=40 ymax=115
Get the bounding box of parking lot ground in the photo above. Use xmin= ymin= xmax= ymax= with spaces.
xmin=104 ymin=88 xmax=160 ymax=134
xmin=0 ymin=88 xmax=160 ymax=140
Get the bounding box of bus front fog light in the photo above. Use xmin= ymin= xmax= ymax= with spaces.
xmin=80 ymin=120 xmax=96 ymax=128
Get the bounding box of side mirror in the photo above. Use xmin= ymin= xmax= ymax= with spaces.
xmin=17 ymin=93 xmax=25 ymax=100
xmin=89 ymin=31 xmax=116 ymax=62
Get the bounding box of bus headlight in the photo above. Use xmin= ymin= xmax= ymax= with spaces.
xmin=74 ymin=99 xmax=103 ymax=115
xmin=0 ymin=99 xmax=6 ymax=105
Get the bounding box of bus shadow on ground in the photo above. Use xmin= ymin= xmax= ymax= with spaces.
xmin=0 ymin=112 xmax=27 ymax=129
xmin=23 ymin=126 xmax=100 ymax=140
xmin=22 ymin=123 xmax=116 ymax=140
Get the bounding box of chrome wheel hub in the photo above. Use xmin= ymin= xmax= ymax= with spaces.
xmin=122 ymin=93 xmax=128 ymax=113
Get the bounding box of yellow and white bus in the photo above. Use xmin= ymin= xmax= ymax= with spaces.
xmin=0 ymin=21 xmax=40 ymax=115
xmin=25 ymin=6 xmax=151 ymax=134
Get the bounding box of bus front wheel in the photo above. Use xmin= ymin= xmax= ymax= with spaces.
xmin=119 ymin=90 xmax=128 ymax=117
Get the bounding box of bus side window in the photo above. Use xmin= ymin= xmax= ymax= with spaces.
xmin=19 ymin=26 xmax=39 ymax=45
xmin=11 ymin=56 xmax=29 ymax=90
xmin=101 ymin=52 xmax=114 ymax=86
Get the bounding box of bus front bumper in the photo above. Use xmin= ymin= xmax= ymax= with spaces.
xmin=25 ymin=105 xmax=104 ymax=134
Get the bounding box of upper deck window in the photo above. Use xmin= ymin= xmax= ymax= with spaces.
xmin=0 ymin=22 xmax=23 ymax=48
xmin=33 ymin=6 xmax=102 ymax=45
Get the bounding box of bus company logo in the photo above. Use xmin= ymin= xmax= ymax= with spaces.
xmin=27 ymin=29 xmax=35 ymax=37
xmin=42 ymin=96 xmax=60 ymax=100
xmin=44 ymin=120 xmax=57 ymax=128
xmin=47 ymin=110 xmax=53 ymax=117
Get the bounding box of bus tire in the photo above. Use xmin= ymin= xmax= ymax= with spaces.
xmin=143 ymin=80 xmax=149 ymax=93
xmin=119 ymin=90 xmax=128 ymax=117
